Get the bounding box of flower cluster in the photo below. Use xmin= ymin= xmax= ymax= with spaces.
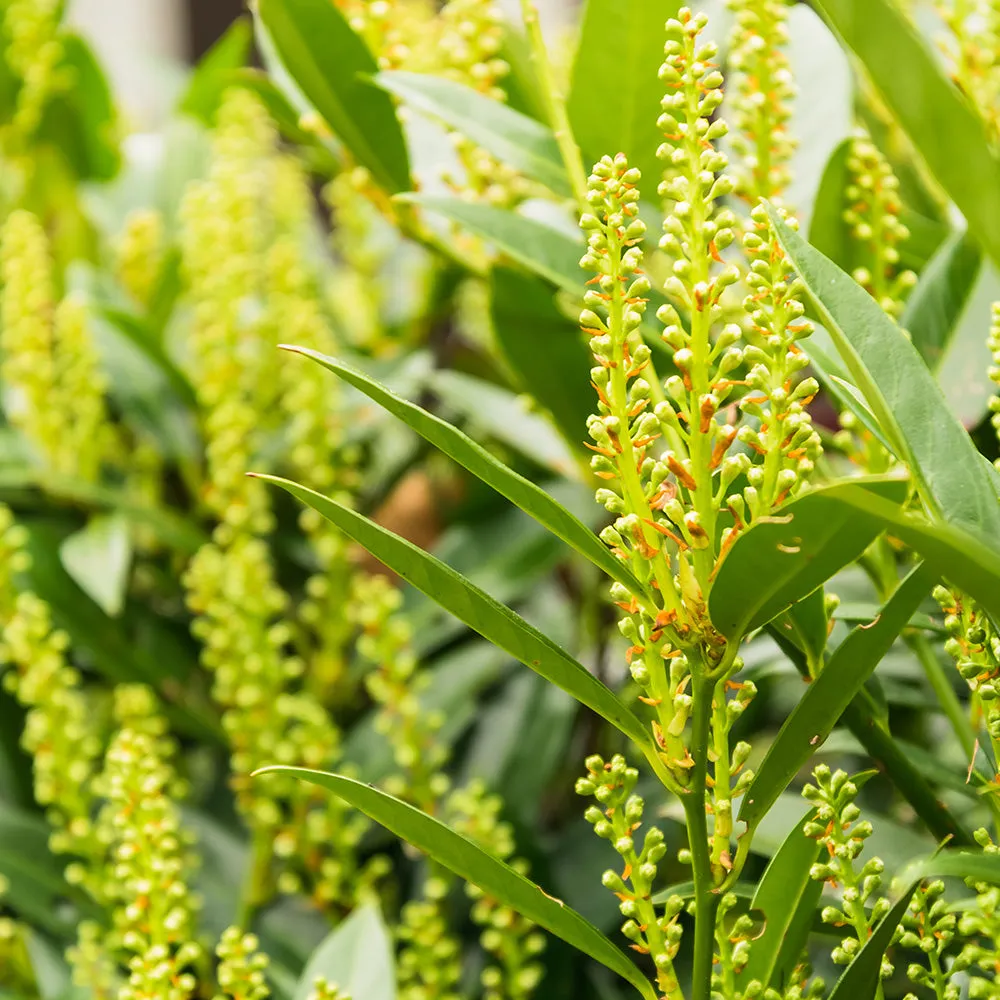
xmin=933 ymin=0 xmax=1000 ymax=133
xmin=955 ymin=829 xmax=1000 ymax=997
xmin=0 ymin=209 xmax=114 ymax=481
xmin=988 ymin=302 xmax=1000 ymax=453
xmin=0 ymin=0 xmax=64 ymax=151
xmin=934 ymin=585 xmax=1000 ymax=757
xmin=0 ymin=504 xmax=104 ymax=888
xmin=95 ymin=725 xmax=201 ymax=1000
xmin=843 ymin=137 xmax=916 ymax=320
xmin=214 ymin=927 xmax=271 ymax=1000
xmin=577 ymin=754 xmax=683 ymax=999
xmin=803 ymin=767 xmax=890 ymax=973
xmin=725 ymin=0 xmax=796 ymax=204
xmin=116 ymin=208 xmax=166 ymax=311
xmin=898 ymin=880 xmax=961 ymax=1000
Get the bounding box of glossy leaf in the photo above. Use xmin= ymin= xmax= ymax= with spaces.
xmin=255 ymin=0 xmax=410 ymax=193
xmin=767 ymin=204 xmax=1000 ymax=542
xmin=178 ymin=17 xmax=254 ymax=124
xmin=567 ymin=0 xmax=679 ymax=188
xmin=375 ymin=71 xmax=570 ymax=197
xmin=903 ymin=228 xmax=982 ymax=371
xmin=254 ymin=475 xmax=654 ymax=748
xmin=817 ymin=485 xmax=1000 ymax=622
xmin=708 ymin=477 xmax=909 ymax=639
xmin=490 ymin=266 xmax=596 ymax=454
xmin=812 ymin=0 xmax=1000 ymax=271
xmin=59 ymin=514 xmax=133 ymax=617
xmin=294 ymin=904 xmax=395 ymax=1000
xmin=281 ymin=346 xmax=645 ymax=596
xmin=256 ymin=768 xmax=657 ymax=1000
xmin=738 ymin=809 xmax=822 ymax=990
xmin=402 ymin=195 xmax=581 ymax=292
xmin=740 ymin=561 xmax=937 ymax=830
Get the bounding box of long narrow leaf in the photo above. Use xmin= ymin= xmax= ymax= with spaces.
xmin=253 ymin=475 xmax=653 ymax=748
xmin=255 ymin=768 xmax=658 ymax=1000
xmin=709 ymin=477 xmax=909 ymax=639
xmin=281 ymin=346 xmax=648 ymax=598
xmin=766 ymin=205 xmax=1000 ymax=543
xmin=740 ymin=562 xmax=937 ymax=830
xmin=255 ymin=0 xmax=410 ymax=193
xmin=374 ymin=72 xmax=570 ymax=197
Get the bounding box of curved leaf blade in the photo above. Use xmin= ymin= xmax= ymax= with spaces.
xmin=767 ymin=204 xmax=1000 ymax=542
xmin=740 ymin=561 xmax=937 ymax=829
xmin=708 ymin=477 xmax=909 ymax=639
xmin=281 ymin=346 xmax=647 ymax=598
xmin=374 ymin=71 xmax=570 ymax=197
xmin=255 ymin=0 xmax=410 ymax=193
xmin=567 ymin=0 xmax=679 ymax=188
xmin=812 ymin=0 xmax=1000 ymax=271
xmin=294 ymin=903 xmax=395 ymax=1000
xmin=254 ymin=474 xmax=653 ymax=748
xmin=256 ymin=768 xmax=658 ymax=1000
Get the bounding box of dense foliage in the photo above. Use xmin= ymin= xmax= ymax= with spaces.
xmin=5 ymin=1 xmax=1000 ymax=999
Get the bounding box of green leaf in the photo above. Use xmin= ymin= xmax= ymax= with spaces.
xmin=403 ymin=195 xmax=580 ymax=292
xmin=903 ymin=228 xmax=982 ymax=371
xmin=771 ymin=586 xmax=828 ymax=673
xmin=490 ymin=266 xmax=596 ymax=457
xmin=255 ymin=0 xmax=410 ymax=193
xmin=811 ymin=0 xmax=1000 ymax=272
xmin=766 ymin=204 xmax=1000 ymax=542
xmin=38 ymin=34 xmax=120 ymax=182
xmin=807 ymin=138 xmax=853 ymax=271
xmin=740 ymin=561 xmax=937 ymax=830
xmin=708 ymin=477 xmax=909 ymax=639
xmin=427 ymin=367 xmax=577 ymax=476
xmin=815 ymin=485 xmax=1000 ymax=622
xmin=254 ymin=475 xmax=654 ymax=749
xmin=567 ymin=0 xmax=679 ymax=189
xmin=58 ymin=514 xmax=133 ymax=617
xmin=737 ymin=810 xmax=822 ymax=990
xmin=256 ymin=768 xmax=658 ymax=1000
xmin=294 ymin=904 xmax=395 ymax=1000
xmin=281 ymin=346 xmax=645 ymax=596
xmin=178 ymin=17 xmax=254 ymax=124
xmin=374 ymin=71 xmax=570 ymax=197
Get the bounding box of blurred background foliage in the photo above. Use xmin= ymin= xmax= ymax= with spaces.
xmin=1 ymin=1 xmax=999 ymax=999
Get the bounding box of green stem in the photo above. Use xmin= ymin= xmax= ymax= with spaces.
xmin=685 ymin=670 xmax=720 ymax=1000
xmin=517 ymin=0 xmax=589 ymax=210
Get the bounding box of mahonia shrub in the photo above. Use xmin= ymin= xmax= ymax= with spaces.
xmin=6 ymin=0 xmax=1000 ymax=999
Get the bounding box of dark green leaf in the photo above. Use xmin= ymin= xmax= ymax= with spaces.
xmin=178 ymin=17 xmax=254 ymax=124
xmin=294 ymin=904 xmax=394 ymax=1000
xmin=255 ymin=769 xmax=658 ymax=1000
xmin=255 ymin=0 xmax=410 ymax=193
xmin=567 ymin=0 xmax=679 ymax=189
xmin=490 ymin=266 xmax=596 ymax=453
xmin=738 ymin=809 xmax=821 ymax=990
xmin=282 ymin=345 xmax=645 ymax=596
xmin=903 ymin=228 xmax=982 ymax=371
xmin=771 ymin=587 xmax=829 ymax=673
xmin=807 ymin=138 xmax=853 ymax=270
xmin=254 ymin=475 xmax=654 ymax=749
xmin=708 ymin=477 xmax=909 ymax=639
xmin=767 ymin=204 xmax=1000 ymax=541
xmin=740 ymin=561 xmax=937 ymax=830
xmin=59 ymin=514 xmax=132 ymax=617
xmin=812 ymin=0 xmax=1000 ymax=271
xmin=375 ymin=71 xmax=570 ymax=197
